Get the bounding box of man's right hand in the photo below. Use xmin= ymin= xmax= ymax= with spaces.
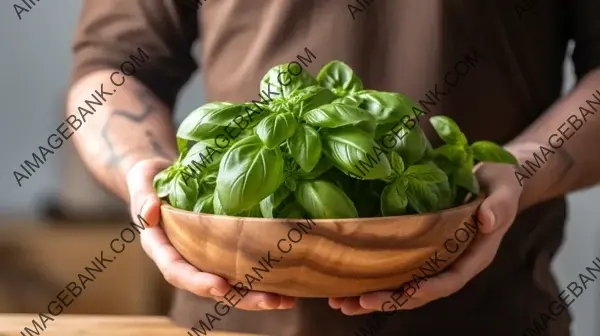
xmin=126 ymin=158 xmax=297 ymax=311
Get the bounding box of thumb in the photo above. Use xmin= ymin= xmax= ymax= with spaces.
xmin=126 ymin=158 xmax=173 ymax=228
xmin=474 ymin=163 xmax=521 ymax=234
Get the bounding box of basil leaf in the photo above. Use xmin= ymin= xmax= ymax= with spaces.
xmin=256 ymin=112 xmax=299 ymax=149
xmin=212 ymin=191 xmax=226 ymax=215
xmin=168 ymin=175 xmax=199 ymax=211
xmin=153 ymin=167 xmax=177 ymax=198
xmin=276 ymin=201 xmax=306 ymax=219
xmin=355 ymin=90 xmax=414 ymax=125
xmin=380 ymin=181 xmax=409 ymax=216
xmin=259 ymin=185 xmax=291 ymax=218
xmin=332 ymin=95 xmax=363 ymax=107
xmin=295 ymin=180 xmax=358 ymax=218
xmin=285 ymin=176 xmax=298 ymax=191
xmin=389 ymin=151 xmax=405 ymax=174
xmin=431 ymin=179 xmax=454 ymax=210
xmin=238 ymin=205 xmax=263 ymax=218
xmin=431 ymin=144 xmax=468 ymax=164
xmin=290 ymin=86 xmax=337 ymax=117
xmin=177 ymin=102 xmax=247 ymax=141
xmin=317 ymin=61 xmax=363 ymax=96
xmin=177 ymin=137 xmax=190 ymax=156
xmin=471 ymin=141 xmax=518 ymax=165
xmin=404 ymin=164 xmax=448 ymax=184
xmin=377 ymin=125 xmax=430 ymax=166
xmin=216 ymin=135 xmax=284 ymax=214
xmin=429 ymin=116 xmax=468 ymax=145
xmin=287 ymin=124 xmax=322 ymax=173
xmin=260 ymin=63 xmax=317 ymax=99
xmin=193 ymin=194 xmax=214 ymax=214
xmin=405 ymin=179 xmax=439 ymax=214
xmin=321 ymin=127 xmax=391 ymax=180
xmin=302 ymin=103 xmax=375 ymax=129
xmin=454 ymin=164 xmax=480 ymax=195
xmin=297 ymin=156 xmax=333 ymax=180
xmin=182 ymin=140 xmax=226 ymax=173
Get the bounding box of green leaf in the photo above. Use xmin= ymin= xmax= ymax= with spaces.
xmin=297 ymin=156 xmax=333 ymax=180
xmin=295 ymin=180 xmax=358 ymax=218
xmin=285 ymin=176 xmax=298 ymax=191
xmin=377 ymin=125 xmax=430 ymax=166
xmin=177 ymin=137 xmax=189 ymax=156
xmin=453 ymin=164 xmax=480 ymax=195
xmin=431 ymin=179 xmax=454 ymax=210
xmin=405 ymin=179 xmax=439 ymax=214
xmin=260 ymin=63 xmax=317 ymax=99
xmin=153 ymin=167 xmax=177 ymax=198
xmin=471 ymin=141 xmax=518 ymax=164
xmin=317 ymin=61 xmax=363 ymax=96
xmin=321 ymin=127 xmax=391 ymax=180
xmin=404 ymin=164 xmax=448 ymax=184
xmin=259 ymin=185 xmax=291 ymax=218
xmin=332 ymin=95 xmax=363 ymax=107
xmin=380 ymin=181 xmax=409 ymax=216
xmin=302 ymin=103 xmax=375 ymax=129
xmin=290 ymin=86 xmax=338 ymax=117
xmin=216 ymin=135 xmax=284 ymax=214
xmin=389 ymin=151 xmax=405 ymax=174
xmin=276 ymin=201 xmax=306 ymax=219
xmin=255 ymin=112 xmax=299 ymax=149
xmin=355 ymin=90 xmax=414 ymax=125
xmin=177 ymin=102 xmax=247 ymax=141
xmin=431 ymin=144 xmax=468 ymax=164
xmin=181 ymin=140 xmax=226 ymax=173
xmin=287 ymin=124 xmax=322 ymax=173
xmin=193 ymin=194 xmax=214 ymax=214
xmin=168 ymin=175 xmax=199 ymax=211
xmin=429 ymin=116 xmax=468 ymax=145
xmin=237 ymin=205 xmax=263 ymax=218
xmin=212 ymin=191 xmax=226 ymax=215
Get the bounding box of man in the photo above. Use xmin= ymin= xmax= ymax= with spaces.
xmin=68 ymin=0 xmax=600 ymax=335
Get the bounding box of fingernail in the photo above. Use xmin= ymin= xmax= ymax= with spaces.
xmin=488 ymin=212 xmax=496 ymax=229
xmin=209 ymin=288 xmax=225 ymax=297
xmin=140 ymin=197 xmax=152 ymax=220
xmin=257 ymin=301 xmax=271 ymax=310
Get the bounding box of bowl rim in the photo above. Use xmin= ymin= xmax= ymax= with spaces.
xmin=161 ymin=193 xmax=486 ymax=224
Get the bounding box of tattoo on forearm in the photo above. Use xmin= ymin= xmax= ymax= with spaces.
xmin=100 ymin=88 xmax=166 ymax=167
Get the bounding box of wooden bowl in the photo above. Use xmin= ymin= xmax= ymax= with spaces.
xmin=160 ymin=195 xmax=484 ymax=298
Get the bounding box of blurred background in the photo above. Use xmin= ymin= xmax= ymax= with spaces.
xmin=0 ymin=1 xmax=598 ymax=335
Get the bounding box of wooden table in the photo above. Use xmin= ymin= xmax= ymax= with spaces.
xmin=0 ymin=314 xmax=264 ymax=336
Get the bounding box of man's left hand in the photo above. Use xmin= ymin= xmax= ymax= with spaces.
xmin=329 ymin=162 xmax=522 ymax=315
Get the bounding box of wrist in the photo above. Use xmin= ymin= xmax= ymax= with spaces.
xmin=504 ymin=140 xmax=562 ymax=211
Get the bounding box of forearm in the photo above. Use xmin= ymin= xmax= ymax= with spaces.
xmin=67 ymin=70 xmax=178 ymax=202
xmin=506 ymin=68 xmax=600 ymax=211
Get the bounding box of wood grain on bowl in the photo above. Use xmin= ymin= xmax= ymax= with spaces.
xmin=160 ymin=195 xmax=484 ymax=298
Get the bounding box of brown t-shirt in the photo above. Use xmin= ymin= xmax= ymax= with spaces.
xmin=71 ymin=0 xmax=600 ymax=335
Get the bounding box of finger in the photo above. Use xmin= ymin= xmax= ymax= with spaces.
xmin=475 ymin=164 xmax=520 ymax=234
xmin=328 ymin=297 xmax=344 ymax=310
xmin=126 ymin=158 xmax=172 ymax=228
xmin=140 ymin=226 xmax=231 ymax=297
xmin=334 ymin=297 xmax=372 ymax=316
xmin=358 ymin=291 xmax=428 ymax=311
xmin=359 ymin=232 xmax=503 ymax=311
xmin=410 ymin=232 xmax=502 ymax=299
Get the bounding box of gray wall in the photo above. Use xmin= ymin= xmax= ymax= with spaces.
xmin=0 ymin=2 xmax=598 ymax=335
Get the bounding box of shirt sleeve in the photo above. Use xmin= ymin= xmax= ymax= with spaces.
xmin=568 ymin=0 xmax=600 ymax=79
xmin=70 ymin=0 xmax=199 ymax=109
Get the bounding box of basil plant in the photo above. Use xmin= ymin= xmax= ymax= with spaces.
xmin=153 ymin=61 xmax=518 ymax=219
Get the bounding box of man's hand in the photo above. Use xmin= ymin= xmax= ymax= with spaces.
xmin=126 ymin=158 xmax=297 ymax=311
xmin=328 ymin=162 xmax=522 ymax=315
